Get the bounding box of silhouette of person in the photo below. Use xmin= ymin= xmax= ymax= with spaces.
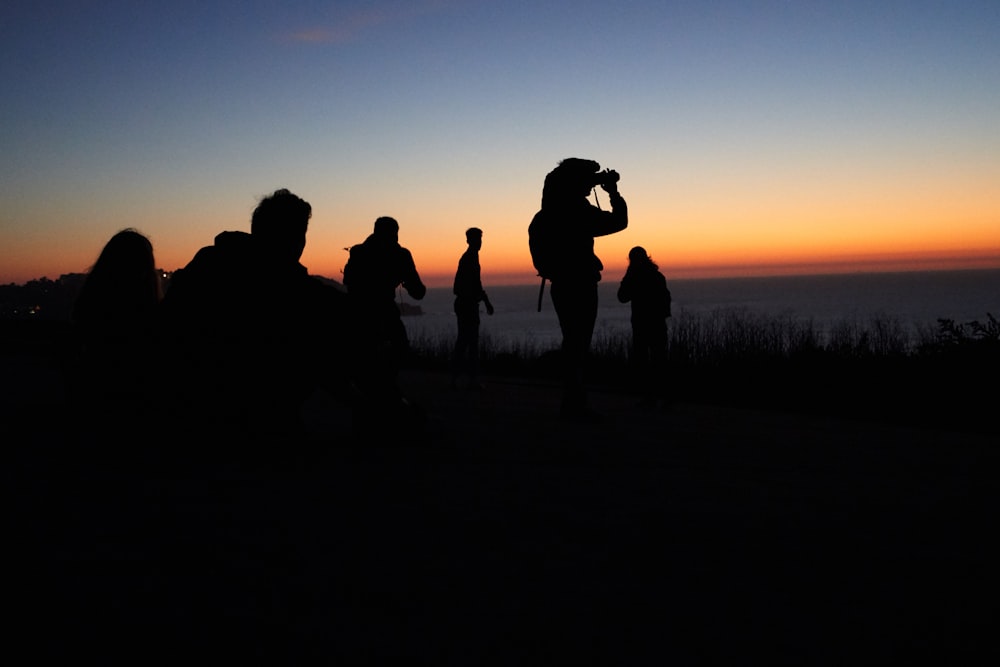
xmin=342 ymin=216 xmax=429 ymax=438
xmin=529 ymin=158 xmax=628 ymax=422
xmin=342 ymin=216 xmax=427 ymax=373
xmin=159 ymin=188 xmax=355 ymax=443
xmin=617 ymin=246 xmax=672 ymax=409
xmin=70 ymin=228 xmax=163 ymax=438
xmin=451 ymin=227 xmax=494 ymax=389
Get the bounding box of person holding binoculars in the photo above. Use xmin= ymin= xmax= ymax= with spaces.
xmin=528 ymin=157 xmax=628 ymax=423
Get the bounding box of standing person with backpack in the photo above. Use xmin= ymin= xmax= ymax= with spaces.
xmin=617 ymin=246 xmax=672 ymax=409
xmin=343 ymin=216 xmax=427 ymax=370
xmin=342 ymin=216 xmax=428 ymax=437
xmin=528 ymin=158 xmax=628 ymax=422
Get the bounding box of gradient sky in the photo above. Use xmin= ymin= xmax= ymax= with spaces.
xmin=3 ymin=1 xmax=999 ymax=288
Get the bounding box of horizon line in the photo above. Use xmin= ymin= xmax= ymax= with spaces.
xmin=7 ymin=256 xmax=1000 ymax=289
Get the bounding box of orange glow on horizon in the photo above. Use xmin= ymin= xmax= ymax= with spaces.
xmin=6 ymin=244 xmax=999 ymax=289
xmin=306 ymin=247 xmax=1000 ymax=289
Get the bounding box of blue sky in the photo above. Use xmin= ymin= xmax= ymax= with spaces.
xmin=3 ymin=1 xmax=999 ymax=286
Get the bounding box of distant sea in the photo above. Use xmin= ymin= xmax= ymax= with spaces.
xmin=402 ymin=268 xmax=1000 ymax=350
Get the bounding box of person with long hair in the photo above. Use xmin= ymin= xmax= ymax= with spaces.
xmin=341 ymin=215 xmax=429 ymax=438
xmin=617 ymin=245 xmax=672 ymax=409
xmin=70 ymin=228 xmax=163 ymax=437
xmin=73 ymin=227 xmax=162 ymax=320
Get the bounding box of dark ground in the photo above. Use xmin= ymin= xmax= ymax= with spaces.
xmin=5 ymin=349 xmax=998 ymax=664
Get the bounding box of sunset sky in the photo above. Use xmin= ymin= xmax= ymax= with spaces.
xmin=2 ymin=1 xmax=999 ymax=288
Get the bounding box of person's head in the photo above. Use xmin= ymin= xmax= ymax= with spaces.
xmin=541 ymin=157 xmax=602 ymax=207
xmin=75 ymin=228 xmax=161 ymax=322
xmin=373 ymin=216 xmax=400 ymax=242
xmin=250 ymin=188 xmax=312 ymax=262
xmin=628 ymin=246 xmax=658 ymax=270
xmin=628 ymin=246 xmax=649 ymax=263
xmin=465 ymin=227 xmax=483 ymax=249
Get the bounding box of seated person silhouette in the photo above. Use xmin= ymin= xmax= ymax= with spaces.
xmin=159 ymin=188 xmax=356 ymax=445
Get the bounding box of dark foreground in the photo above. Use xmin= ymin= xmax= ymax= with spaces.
xmin=6 ymin=359 xmax=998 ymax=664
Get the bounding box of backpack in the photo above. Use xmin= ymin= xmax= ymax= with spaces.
xmin=528 ymin=210 xmax=558 ymax=281
xmin=343 ymin=241 xmax=381 ymax=296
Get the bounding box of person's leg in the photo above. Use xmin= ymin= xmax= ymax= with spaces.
xmin=631 ymin=327 xmax=654 ymax=407
xmin=452 ymin=317 xmax=469 ymax=384
xmin=453 ymin=305 xmax=479 ymax=387
xmin=650 ymin=322 xmax=669 ymax=406
xmin=468 ymin=315 xmax=481 ymax=385
xmin=551 ymin=280 xmax=599 ymax=419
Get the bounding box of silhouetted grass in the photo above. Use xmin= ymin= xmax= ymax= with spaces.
xmin=410 ymin=307 xmax=996 ymax=371
xmin=409 ymin=308 xmax=998 ymax=432
xmin=2 ymin=306 xmax=995 ymax=433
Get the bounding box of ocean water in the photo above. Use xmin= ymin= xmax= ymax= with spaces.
xmin=402 ymin=268 xmax=1000 ymax=350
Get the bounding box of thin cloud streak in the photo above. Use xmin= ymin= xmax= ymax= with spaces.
xmin=284 ymin=0 xmax=457 ymax=44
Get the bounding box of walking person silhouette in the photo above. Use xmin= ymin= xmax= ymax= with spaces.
xmin=529 ymin=158 xmax=628 ymax=422
xmin=451 ymin=227 xmax=494 ymax=390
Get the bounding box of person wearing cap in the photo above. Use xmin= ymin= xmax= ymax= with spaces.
xmin=528 ymin=157 xmax=628 ymax=422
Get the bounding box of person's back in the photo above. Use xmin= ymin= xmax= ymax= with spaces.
xmin=70 ymin=228 xmax=163 ymax=442
xmin=160 ymin=189 xmax=352 ymax=442
xmin=618 ymin=249 xmax=671 ymax=331
xmin=344 ymin=216 xmax=425 ymax=298
xmin=73 ymin=228 xmax=162 ymax=336
xmin=343 ymin=216 xmax=425 ymax=363
xmin=617 ymin=246 xmax=671 ymax=408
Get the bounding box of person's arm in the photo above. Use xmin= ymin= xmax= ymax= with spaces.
xmin=590 ymin=188 xmax=628 ymax=237
xmin=617 ymin=269 xmax=633 ymax=303
xmin=660 ymin=272 xmax=672 ymax=317
xmin=400 ymin=248 xmax=427 ymax=300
